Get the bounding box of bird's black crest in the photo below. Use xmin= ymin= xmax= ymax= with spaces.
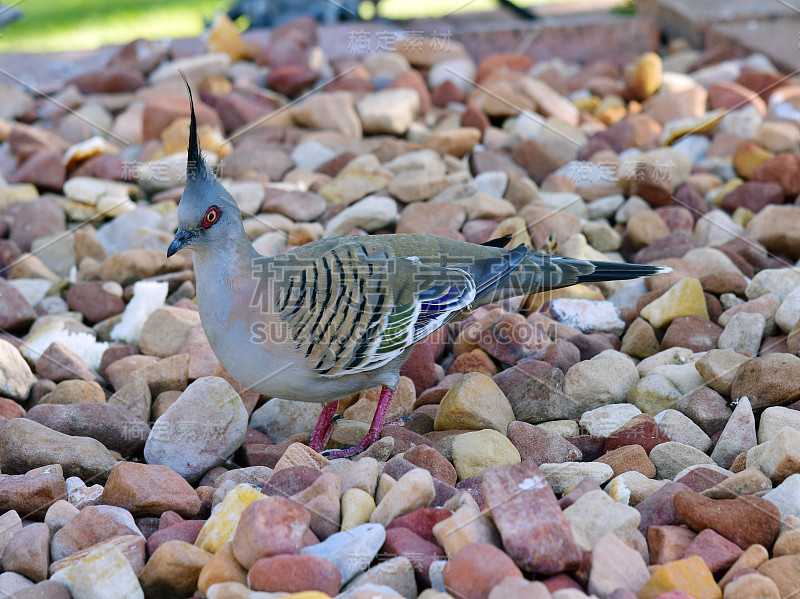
xmin=179 ymin=70 xmax=204 ymax=182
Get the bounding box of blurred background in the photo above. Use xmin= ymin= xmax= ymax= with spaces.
xmin=0 ymin=0 xmax=633 ymax=53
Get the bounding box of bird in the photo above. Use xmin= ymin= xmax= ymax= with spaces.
xmin=168 ymin=81 xmax=671 ymax=459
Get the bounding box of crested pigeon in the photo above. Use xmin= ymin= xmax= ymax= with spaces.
xmin=168 ymin=83 xmax=671 ymax=458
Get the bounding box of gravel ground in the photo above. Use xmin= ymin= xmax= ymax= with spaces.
xmin=0 ymin=13 xmax=798 ymax=599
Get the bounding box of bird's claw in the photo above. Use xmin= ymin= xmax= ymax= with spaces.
xmin=321 ymin=445 xmax=351 ymax=458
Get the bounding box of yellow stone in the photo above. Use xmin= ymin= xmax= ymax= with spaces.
xmin=574 ymin=95 xmax=600 ymax=114
xmin=661 ymin=109 xmax=725 ymax=145
xmin=194 ymin=484 xmax=265 ymax=553
xmin=640 ymin=278 xmax=708 ymax=329
xmin=161 ymin=118 xmax=232 ymax=158
xmin=286 ymin=593 xmax=332 ymax=599
xmin=596 ymin=95 xmax=627 ymax=125
xmin=0 ymin=183 xmax=38 ymax=211
xmin=422 ymin=127 xmax=482 ymax=158
xmin=711 ymin=178 xmax=742 ymax=206
xmin=733 ymin=141 xmax=774 ymax=180
xmin=732 ymin=206 xmax=755 ymax=228
xmin=631 ymin=52 xmax=662 ymax=100
xmin=638 ymin=555 xmax=721 ymax=599
xmin=451 ymin=429 xmax=521 ymax=481
xmin=318 ymin=155 xmax=392 ymax=205
xmin=197 ymin=542 xmax=247 ymax=595
xmin=340 ymin=488 xmax=375 ymax=531
xmin=490 ymin=217 xmax=533 ymax=249
xmin=207 ymin=13 xmax=247 ymax=62
xmin=434 ymin=373 xmax=515 ymax=433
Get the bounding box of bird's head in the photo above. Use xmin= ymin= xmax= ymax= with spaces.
xmin=167 ymin=77 xmax=241 ymax=258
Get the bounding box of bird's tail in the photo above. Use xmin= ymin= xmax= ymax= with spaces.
xmin=525 ymin=254 xmax=672 ymax=290
xmin=575 ymin=260 xmax=673 ymax=284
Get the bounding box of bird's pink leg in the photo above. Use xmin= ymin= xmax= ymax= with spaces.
xmin=322 ymin=385 xmax=396 ymax=459
xmin=309 ymin=400 xmax=339 ymax=452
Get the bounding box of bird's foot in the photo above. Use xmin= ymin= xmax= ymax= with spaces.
xmin=384 ymin=415 xmax=412 ymax=427
xmin=321 ymin=430 xmax=379 ymax=459
xmin=319 ymin=385 xmax=397 ymax=459
xmin=309 ymin=400 xmax=339 ymax=453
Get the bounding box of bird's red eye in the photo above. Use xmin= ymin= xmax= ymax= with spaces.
xmin=202 ymin=206 xmax=220 ymax=228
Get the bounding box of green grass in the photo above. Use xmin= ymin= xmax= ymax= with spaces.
xmin=0 ymin=0 xmax=229 ymax=53
xmin=0 ymin=0 xmax=611 ymax=54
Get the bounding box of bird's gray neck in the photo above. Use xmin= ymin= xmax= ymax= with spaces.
xmin=192 ymin=226 xmax=264 ymax=307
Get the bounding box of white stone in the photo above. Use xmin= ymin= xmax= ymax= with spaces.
xmin=95 ymin=206 xmax=164 ymax=255
xmin=383 ymin=149 xmax=446 ymax=176
xmin=0 ymin=572 xmax=34 ymax=595
xmin=300 ymin=523 xmax=386 ymax=584
xmin=344 ymin=556 xmax=417 ymax=598
xmin=539 ymin=462 xmax=614 ymax=495
xmin=149 ymin=52 xmax=231 ymax=86
xmin=537 ymin=191 xmax=587 ymax=219
xmin=357 ymin=88 xmax=420 ymax=136
xmin=671 ymin=134 xmax=710 ymax=163
xmin=63 ymin=177 xmax=137 ymax=207
xmin=31 ymin=232 xmax=76 ymax=277
xmin=7 ymin=278 xmax=52 ymax=310
xmin=564 ymin=350 xmax=640 ymax=413
xmin=587 ymin=194 xmax=625 ymax=220
xmin=758 ymin=407 xmax=800 ymax=444
xmin=649 ymin=442 xmax=716 ymax=480
xmin=556 ymin=161 xmax=616 ymax=187
xmin=691 ymin=60 xmax=741 ymax=87
xmin=472 ymin=171 xmax=508 ymax=198
xmin=746 ymin=268 xmax=800 ymax=302
xmin=637 ymin=347 xmax=693 ymax=377
xmin=324 ymin=196 xmax=399 ymax=237
xmin=649 ymin=363 xmax=706 ymax=395
xmin=290 ymin=141 xmax=339 ymax=172
xmin=580 ymin=404 xmax=642 ymax=437
xmin=537 ymin=420 xmax=580 ymax=438
xmin=519 ymin=77 xmax=580 ymax=126
xmin=428 ymin=57 xmax=476 ymax=95
xmin=654 ymin=409 xmax=712 ymax=452
xmin=111 ymin=281 xmax=168 ymax=345
xmin=608 ymin=279 xmax=649 ymax=309
xmin=0 ymin=83 xmax=33 ymax=119
xmin=614 ymin=195 xmax=651 ymax=224
xmin=251 ymin=231 xmax=287 ymax=257
xmin=563 ymin=490 xmax=641 ymax=551
xmin=226 ymin=181 xmax=265 ymax=217
xmin=682 ymin=247 xmax=743 ymax=275
xmin=694 ymin=209 xmax=744 ymax=246
xmin=51 ymin=543 xmax=143 ymax=599
xmin=362 ymin=52 xmax=411 ymax=81
xmin=718 ymin=104 xmax=762 ymax=138
xmin=145 ymin=377 xmax=248 ymax=483
xmin=137 ymin=151 xmax=218 ymax=192
xmin=763 ymin=473 xmax=800 ymax=520
xmin=548 ymin=298 xmax=625 ymax=336
xmin=20 ymin=321 xmax=109 ymax=371
xmin=249 ymin=398 xmax=323 ymax=443
xmin=717 ymin=312 xmax=766 ymax=356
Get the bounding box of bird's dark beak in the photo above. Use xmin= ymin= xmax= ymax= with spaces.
xmin=167 ymin=229 xmax=196 ymax=257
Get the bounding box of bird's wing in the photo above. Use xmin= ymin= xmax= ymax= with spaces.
xmin=273 ymin=239 xmax=527 ymax=378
